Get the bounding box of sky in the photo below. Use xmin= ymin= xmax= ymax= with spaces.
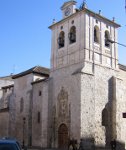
xmin=0 ymin=0 xmax=126 ymax=77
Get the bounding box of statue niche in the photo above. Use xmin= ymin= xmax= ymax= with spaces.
xmin=57 ymin=87 xmax=68 ymax=118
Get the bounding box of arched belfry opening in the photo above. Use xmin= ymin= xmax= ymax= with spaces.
xmin=69 ymin=26 xmax=76 ymax=44
xmin=94 ymin=25 xmax=100 ymax=43
xmin=58 ymin=31 xmax=65 ymax=48
xmin=58 ymin=124 xmax=69 ymax=148
xmin=105 ymin=30 xmax=110 ymax=47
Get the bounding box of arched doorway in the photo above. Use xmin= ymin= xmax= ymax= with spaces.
xmin=58 ymin=124 xmax=68 ymax=148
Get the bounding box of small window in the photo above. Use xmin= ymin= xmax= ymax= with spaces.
xmin=69 ymin=26 xmax=76 ymax=44
xmin=96 ymin=19 xmax=98 ymax=23
xmin=20 ymin=98 xmax=24 ymax=113
xmin=102 ymin=108 xmax=108 ymax=126
xmin=39 ymin=91 xmax=42 ymax=96
xmin=37 ymin=112 xmax=40 ymax=123
xmin=105 ymin=31 xmax=110 ymax=47
xmin=60 ymin=26 xmax=63 ymax=30
xmin=71 ymin=20 xmax=74 ymax=24
xmin=94 ymin=26 xmax=100 ymax=43
xmin=58 ymin=31 xmax=65 ymax=48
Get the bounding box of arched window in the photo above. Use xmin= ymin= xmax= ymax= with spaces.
xmin=94 ymin=26 xmax=100 ymax=43
xmin=58 ymin=31 xmax=65 ymax=48
xmin=69 ymin=26 xmax=76 ymax=44
xmin=105 ymin=30 xmax=110 ymax=47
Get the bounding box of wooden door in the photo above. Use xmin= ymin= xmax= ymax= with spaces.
xmin=58 ymin=124 xmax=68 ymax=148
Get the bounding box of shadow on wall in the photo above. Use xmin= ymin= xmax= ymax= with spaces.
xmin=101 ymin=77 xmax=125 ymax=150
xmin=116 ymin=140 xmax=125 ymax=150
xmin=77 ymin=137 xmax=125 ymax=150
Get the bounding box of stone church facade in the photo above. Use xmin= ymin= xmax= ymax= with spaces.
xmin=0 ymin=1 xmax=126 ymax=150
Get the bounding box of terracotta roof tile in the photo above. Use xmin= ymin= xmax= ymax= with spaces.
xmin=12 ymin=66 xmax=50 ymax=79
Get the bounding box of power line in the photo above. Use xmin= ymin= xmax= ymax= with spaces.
xmin=125 ymin=0 xmax=126 ymax=9
xmin=125 ymin=0 xmax=126 ymax=13
xmin=108 ymin=39 xmax=126 ymax=48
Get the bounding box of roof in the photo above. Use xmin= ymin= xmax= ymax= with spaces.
xmin=12 ymin=66 xmax=50 ymax=79
xmin=119 ymin=64 xmax=126 ymax=71
xmin=0 ymin=75 xmax=13 ymax=81
xmin=49 ymin=7 xmax=120 ymax=29
xmin=0 ymin=108 xmax=9 ymax=113
xmin=2 ymin=84 xmax=14 ymax=89
xmin=31 ymin=77 xmax=49 ymax=85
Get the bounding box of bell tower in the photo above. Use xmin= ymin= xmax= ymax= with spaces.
xmin=61 ymin=0 xmax=77 ymax=18
xmin=49 ymin=1 xmax=120 ymax=74
xmin=48 ymin=1 xmax=121 ymax=148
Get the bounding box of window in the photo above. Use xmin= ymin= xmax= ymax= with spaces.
xmin=102 ymin=108 xmax=108 ymax=126
xmin=20 ymin=98 xmax=24 ymax=113
xmin=69 ymin=26 xmax=76 ymax=44
xmin=39 ymin=91 xmax=42 ymax=96
xmin=105 ymin=30 xmax=110 ymax=47
xmin=60 ymin=26 xmax=63 ymax=30
xmin=96 ymin=19 xmax=98 ymax=23
xmin=58 ymin=31 xmax=65 ymax=48
xmin=37 ymin=112 xmax=40 ymax=123
xmin=94 ymin=26 xmax=100 ymax=43
xmin=71 ymin=20 xmax=74 ymax=24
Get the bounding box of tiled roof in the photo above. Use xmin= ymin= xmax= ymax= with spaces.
xmin=12 ymin=66 xmax=50 ymax=79
xmin=119 ymin=64 xmax=126 ymax=71
xmin=49 ymin=7 xmax=120 ymax=29
xmin=0 ymin=75 xmax=13 ymax=81
xmin=31 ymin=77 xmax=49 ymax=85
xmin=2 ymin=84 xmax=14 ymax=89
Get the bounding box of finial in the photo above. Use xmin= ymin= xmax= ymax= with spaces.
xmin=112 ymin=17 xmax=115 ymax=22
xmin=53 ymin=19 xmax=56 ymax=24
xmin=80 ymin=0 xmax=87 ymax=10
xmin=99 ymin=10 xmax=101 ymax=15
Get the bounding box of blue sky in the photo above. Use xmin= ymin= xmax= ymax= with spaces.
xmin=0 ymin=0 xmax=126 ymax=77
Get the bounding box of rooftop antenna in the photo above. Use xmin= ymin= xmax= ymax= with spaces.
xmin=12 ymin=65 xmax=16 ymax=75
xmin=124 ymin=0 xmax=126 ymax=26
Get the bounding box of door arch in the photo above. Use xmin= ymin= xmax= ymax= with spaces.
xmin=58 ymin=124 xmax=68 ymax=148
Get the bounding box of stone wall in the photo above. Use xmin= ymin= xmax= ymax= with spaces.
xmin=80 ymin=64 xmax=118 ymax=149
xmin=32 ymin=79 xmax=49 ymax=147
xmin=50 ymin=63 xmax=84 ymax=147
xmin=0 ymin=112 xmax=9 ymax=137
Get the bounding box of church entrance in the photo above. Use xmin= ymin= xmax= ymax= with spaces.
xmin=58 ymin=124 xmax=68 ymax=148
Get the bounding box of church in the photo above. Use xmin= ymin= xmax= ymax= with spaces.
xmin=0 ymin=1 xmax=126 ymax=150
